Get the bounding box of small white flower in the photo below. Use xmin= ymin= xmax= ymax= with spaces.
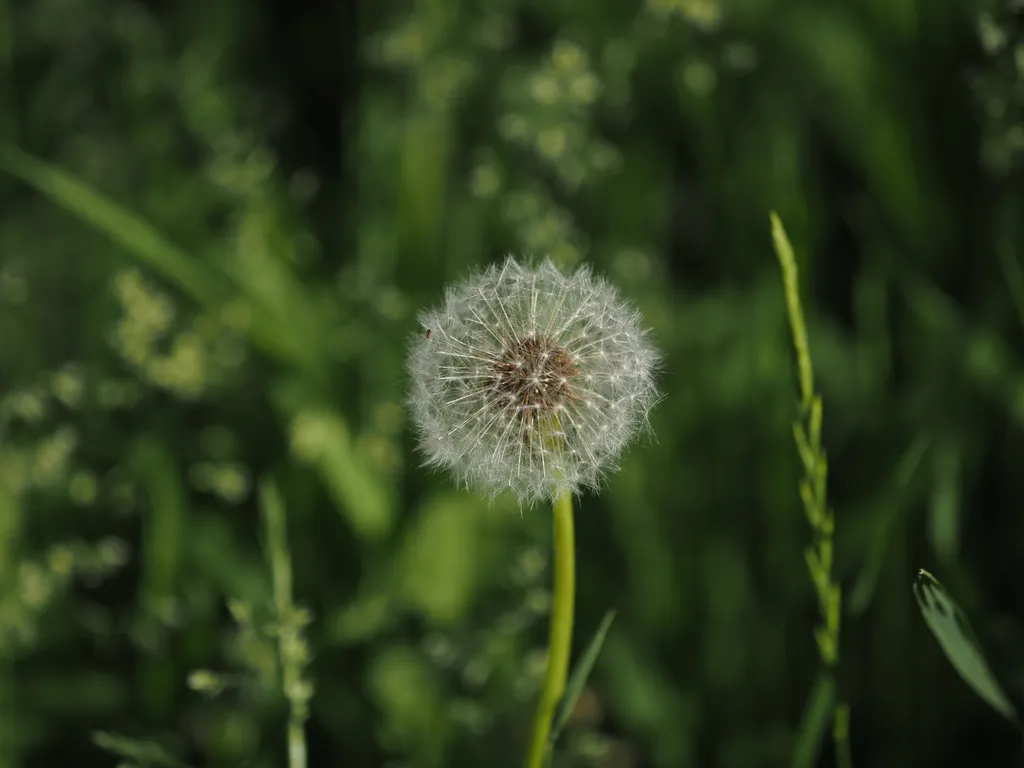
xmin=408 ymin=256 xmax=660 ymax=503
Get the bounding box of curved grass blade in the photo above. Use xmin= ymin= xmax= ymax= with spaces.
xmin=849 ymin=435 xmax=930 ymax=614
xmin=0 ymin=145 xmax=313 ymax=369
xmin=92 ymin=731 xmax=194 ymax=768
xmin=270 ymin=378 xmax=393 ymax=541
xmin=0 ymin=145 xmax=215 ymax=303
xmin=548 ymin=609 xmax=616 ymax=751
xmin=913 ymin=569 xmax=1018 ymax=724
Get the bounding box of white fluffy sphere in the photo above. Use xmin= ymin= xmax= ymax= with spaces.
xmin=408 ymin=257 xmax=660 ymax=503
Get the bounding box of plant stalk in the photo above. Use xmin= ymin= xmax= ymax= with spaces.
xmin=772 ymin=212 xmax=851 ymax=767
xmin=523 ymin=490 xmax=575 ymax=768
xmin=260 ymin=480 xmax=308 ymax=768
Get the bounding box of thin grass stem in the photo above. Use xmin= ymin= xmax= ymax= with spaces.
xmin=771 ymin=213 xmax=852 ymax=767
xmin=260 ymin=479 xmax=309 ymax=768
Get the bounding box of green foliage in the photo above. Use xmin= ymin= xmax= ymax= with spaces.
xmin=92 ymin=732 xmax=193 ymax=768
xmin=2 ymin=0 xmax=1023 ymax=766
xmin=913 ymin=570 xmax=1018 ymax=726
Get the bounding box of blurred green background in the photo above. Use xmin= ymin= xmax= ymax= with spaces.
xmin=2 ymin=0 xmax=1024 ymax=766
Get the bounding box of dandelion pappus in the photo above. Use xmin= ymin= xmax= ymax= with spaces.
xmin=406 ymin=256 xmax=660 ymax=504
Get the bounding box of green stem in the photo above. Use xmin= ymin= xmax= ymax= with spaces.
xmin=773 ymin=213 xmax=851 ymax=767
xmin=834 ymin=704 xmax=853 ymax=768
xmin=260 ymin=480 xmax=308 ymax=768
xmin=524 ymin=491 xmax=576 ymax=768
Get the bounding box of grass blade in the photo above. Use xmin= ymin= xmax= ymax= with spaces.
xmin=0 ymin=146 xmax=314 ymax=369
xmin=849 ymin=435 xmax=930 ymax=614
xmin=132 ymin=437 xmax=188 ymax=720
xmin=927 ymin=442 xmax=961 ymax=564
xmin=271 ymin=379 xmax=393 ymax=541
xmin=92 ymin=731 xmax=193 ymax=768
xmin=548 ymin=609 xmax=616 ymax=748
xmin=913 ymin=569 xmax=1018 ymax=724
xmin=0 ymin=145 xmax=216 ymax=304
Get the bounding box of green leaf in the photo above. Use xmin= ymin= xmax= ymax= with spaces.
xmin=91 ymin=731 xmax=194 ymax=768
xmin=132 ymin=437 xmax=187 ymax=617
xmin=927 ymin=441 xmax=961 ymax=564
xmin=849 ymin=435 xmax=930 ymax=614
xmin=0 ymin=145 xmax=216 ymax=304
xmin=398 ymin=493 xmax=482 ymax=626
xmin=131 ymin=437 xmax=188 ymax=720
xmin=913 ymin=569 xmax=1018 ymax=724
xmin=548 ymin=610 xmax=616 ymax=748
xmin=0 ymin=145 xmax=314 ymax=369
xmin=270 ymin=379 xmax=393 ymax=541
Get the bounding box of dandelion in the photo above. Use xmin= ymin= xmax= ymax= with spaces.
xmin=407 ymin=255 xmax=659 ymax=768
xmin=407 ymin=256 xmax=659 ymax=505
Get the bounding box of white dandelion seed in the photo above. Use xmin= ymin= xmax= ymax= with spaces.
xmin=407 ymin=256 xmax=660 ymax=504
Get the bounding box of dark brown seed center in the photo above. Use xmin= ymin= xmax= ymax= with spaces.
xmin=487 ymin=336 xmax=579 ymax=415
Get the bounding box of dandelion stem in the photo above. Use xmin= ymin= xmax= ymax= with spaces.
xmin=524 ymin=490 xmax=576 ymax=768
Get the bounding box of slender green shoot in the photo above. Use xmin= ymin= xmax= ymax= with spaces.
xmin=771 ymin=213 xmax=851 ymax=768
xmin=548 ymin=609 xmax=616 ymax=746
xmin=259 ymin=479 xmax=311 ymax=768
xmin=91 ymin=731 xmax=193 ymax=768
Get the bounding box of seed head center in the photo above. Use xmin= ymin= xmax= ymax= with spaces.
xmin=489 ymin=336 xmax=579 ymax=414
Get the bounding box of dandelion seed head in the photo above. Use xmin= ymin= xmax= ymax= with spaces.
xmin=407 ymin=256 xmax=660 ymax=504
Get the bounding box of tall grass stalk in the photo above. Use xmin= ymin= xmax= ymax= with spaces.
xmin=771 ymin=213 xmax=852 ymax=768
xmin=259 ymin=479 xmax=310 ymax=768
